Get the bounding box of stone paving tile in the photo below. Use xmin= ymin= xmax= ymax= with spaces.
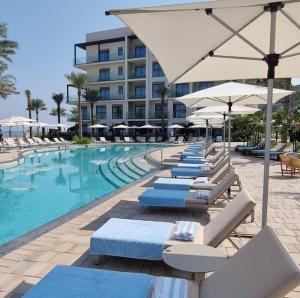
xmin=0 ymin=144 xmax=299 ymax=297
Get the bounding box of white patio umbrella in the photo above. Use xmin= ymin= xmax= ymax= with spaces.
xmin=0 ymin=116 xmax=36 ymax=124
xmin=113 ymin=124 xmax=128 ymax=139
xmin=107 ymin=0 xmax=300 ymax=228
xmin=168 ymin=124 xmax=184 ymax=129
xmin=88 ymin=124 xmax=107 ymax=128
xmin=194 ymin=104 xmax=260 ymax=151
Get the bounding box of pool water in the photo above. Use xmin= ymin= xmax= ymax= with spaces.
xmin=0 ymin=144 xmax=165 ymax=245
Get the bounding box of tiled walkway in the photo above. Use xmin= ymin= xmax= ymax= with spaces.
xmin=0 ymin=144 xmax=299 ymax=297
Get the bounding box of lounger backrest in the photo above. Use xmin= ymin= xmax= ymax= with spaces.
xmin=200 ymin=226 xmax=300 ymax=298
xmin=5 ymin=138 xmax=15 ymax=146
xmin=54 ymin=138 xmax=60 ymax=143
xmin=212 ymin=153 xmax=229 ymax=174
xmin=100 ymin=137 xmax=106 ymax=142
xmin=27 ymin=139 xmax=36 ymax=145
xmin=44 ymin=138 xmax=51 ymax=143
xmin=272 ymin=142 xmax=284 ymax=151
xmin=209 ymin=164 xmax=231 ymax=185
xmin=204 ymin=190 xmax=255 ymax=247
xmin=207 ymin=170 xmax=238 ymax=204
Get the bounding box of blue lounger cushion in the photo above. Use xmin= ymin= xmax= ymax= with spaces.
xmin=139 ymin=188 xmax=189 ymax=207
xmin=171 ymin=167 xmax=210 ymax=178
xmin=23 ymin=265 xmax=153 ymax=298
xmin=182 ymin=158 xmax=208 ymax=164
xmin=177 ymin=163 xmax=211 ymax=169
xmin=24 ymin=265 xmax=188 ymax=298
xmin=90 ymin=218 xmax=172 ymax=260
xmin=154 ymin=177 xmax=194 ymax=191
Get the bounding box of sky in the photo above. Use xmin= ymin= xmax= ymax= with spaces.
xmin=1 ymin=0 xmax=300 ymax=124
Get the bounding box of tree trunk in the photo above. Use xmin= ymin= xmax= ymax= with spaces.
xmin=90 ymin=102 xmax=94 ymax=137
xmin=78 ymin=90 xmax=82 ymax=138
xmin=57 ymin=104 xmax=61 ymax=135
xmin=36 ymin=110 xmax=39 ymax=136
xmin=28 ymin=100 xmax=32 ymax=138
xmin=161 ymin=96 xmax=165 ymax=140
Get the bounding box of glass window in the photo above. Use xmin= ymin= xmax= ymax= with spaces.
xmin=118 ymin=47 xmax=123 ymax=57
xmin=176 ymin=83 xmax=190 ymax=97
xmin=99 ymin=69 xmax=110 ymax=81
xmin=96 ymin=105 xmax=106 ymax=120
xmin=152 ymin=82 xmax=165 ymax=98
xmin=135 ymin=66 xmax=145 ymax=78
xmin=99 ymin=50 xmax=109 ymax=62
xmin=118 ymin=66 xmax=123 ymax=76
xmin=135 ymin=105 xmax=145 ymax=118
xmin=194 ymin=81 xmax=214 ymax=91
xmin=81 ymin=107 xmax=89 ymax=120
xmin=99 ymin=87 xmax=110 ymax=100
xmin=135 ymin=45 xmax=146 ymax=58
xmin=118 ymin=86 xmax=124 ymax=95
xmin=173 ymin=104 xmax=186 ymax=118
xmin=112 ymin=105 xmax=123 ymax=119
xmin=152 ymin=62 xmax=164 ymax=77
xmin=155 ymin=103 xmax=168 ymax=118
xmin=135 ymin=86 xmax=145 ymax=98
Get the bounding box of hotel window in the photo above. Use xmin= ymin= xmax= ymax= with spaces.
xmin=135 ymin=105 xmax=145 ymax=118
xmin=173 ymin=104 xmax=186 ymax=118
xmin=152 ymin=62 xmax=164 ymax=77
xmin=135 ymin=65 xmax=145 ymax=78
xmin=99 ymin=69 xmax=110 ymax=81
xmin=155 ymin=104 xmax=168 ymax=118
xmin=112 ymin=105 xmax=123 ymax=119
xmin=175 ymin=83 xmax=189 ymax=97
xmin=118 ymin=47 xmax=123 ymax=57
xmin=99 ymin=50 xmax=109 ymax=62
xmin=118 ymin=85 xmax=124 ymax=95
xmin=194 ymin=81 xmax=214 ymax=91
xmin=118 ymin=66 xmax=123 ymax=76
xmin=96 ymin=105 xmax=106 ymax=120
xmin=99 ymin=87 xmax=110 ymax=100
xmin=135 ymin=45 xmax=146 ymax=58
xmin=81 ymin=107 xmax=89 ymax=120
xmin=152 ymin=82 xmax=165 ymax=98
xmin=135 ymin=86 xmax=145 ymax=98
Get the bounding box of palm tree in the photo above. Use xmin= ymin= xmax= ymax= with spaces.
xmin=50 ymin=107 xmax=66 ymax=118
xmin=83 ymin=89 xmax=99 ymax=135
xmin=25 ymin=89 xmax=33 ymax=138
xmin=51 ymin=93 xmax=64 ymax=124
xmin=0 ymin=68 xmax=18 ymax=99
xmin=0 ymin=23 xmax=18 ymax=69
xmin=31 ymin=99 xmax=47 ymax=122
xmin=158 ymin=85 xmax=169 ymax=140
xmin=69 ymin=107 xmax=79 ymax=123
xmin=65 ymin=72 xmax=88 ymax=138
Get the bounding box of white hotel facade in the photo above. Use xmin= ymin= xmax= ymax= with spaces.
xmin=68 ymin=27 xmax=214 ymax=135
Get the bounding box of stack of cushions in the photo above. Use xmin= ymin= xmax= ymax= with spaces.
xmin=172 ymin=221 xmax=201 ymax=241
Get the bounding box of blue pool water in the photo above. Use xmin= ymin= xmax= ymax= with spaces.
xmin=0 ymin=144 xmax=165 ymax=245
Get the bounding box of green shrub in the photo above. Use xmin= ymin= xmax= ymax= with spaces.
xmin=73 ymin=136 xmax=92 ymax=144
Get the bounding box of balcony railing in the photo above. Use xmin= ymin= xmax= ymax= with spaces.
xmin=148 ymin=112 xmax=169 ymax=119
xmin=128 ymin=52 xmax=146 ymax=59
xmin=67 ymin=94 xmax=124 ymax=104
xmin=128 ymin=92 xmax=146 ymax=99
xmin=88 ymin=74 xmax=125 ymax=83
xmin=128 ymin=71 xmax=146 ymax=80
xmin=74 ymin=53 xmax=125 ymax=65
xmin=127 ymin=112 xmax=146 ymax=119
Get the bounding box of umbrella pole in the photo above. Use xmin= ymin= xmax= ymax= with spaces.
xmin=228 ymin=100 xmax=232 ymax=167
xmin=205 ymin=119 xmax=208 ymax=143
xmin=262 ymin=7 xmax=278 ymax=228
xmin=223 ymin=113 xmax=226 ymax=151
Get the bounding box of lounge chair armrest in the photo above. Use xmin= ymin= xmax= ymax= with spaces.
xmin=191 ymin=183 xmax=217 ymax=189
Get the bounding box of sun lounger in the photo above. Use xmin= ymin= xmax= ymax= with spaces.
xmin=124 ymin=136 xmax=133 ymax=143
xmin=33 ymin=137 xmax=47 ymax=146
xmin=23 ymin=225 xmax=300 ymax=298
xmin=91 ymin=137 xmax=101 ymax=143
xmin=115 ymin=136 xmax=123 ymax=143
xmin=153 ymin=164 xmax=231 ymax=191
xmin=251 ymin=142 xmax=285 ymax=160
xmin=3 ymin=138 xmax=18 ymax=149
xmin=137 ymin=136 xmax=146 ymax=143
xmin=99 ymin=137 xmax=109 ymax=143
xmin=168 ymin=136 xmax=175 ymax=143
xmin=53 ymin=137 xmax=63 ymax=144
xmin=139 ymin=170 xmax=238 ymax=208
xmin=26 ymin=138 xmax=40 ymax=147
xmin=148 ymin=136 xmax=156 ymax=143
xmin=43 ymin=138 xmax=56 ymax=145
xmin=176 ymin=136 xmax=184 ymax=143
xmin=90 ymin=190 xmax=254 ymax=261
xmin=182 ymin=149 xmax=224 ymax=164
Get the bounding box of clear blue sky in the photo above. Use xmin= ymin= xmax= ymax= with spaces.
xmin=1 ymin=0 xmax=299 ymax=123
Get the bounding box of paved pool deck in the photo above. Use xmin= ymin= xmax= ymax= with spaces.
xmin=0 ymin=144 xmax=299 ymax=297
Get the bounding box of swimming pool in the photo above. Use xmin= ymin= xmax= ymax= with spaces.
xmin=0 ymin=144 xmax=166 ymax=245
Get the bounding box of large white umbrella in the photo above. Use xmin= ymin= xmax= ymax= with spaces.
xmin=107 ymin=0 xmax=300 ymax=227
xmin=89 ymin=124 xmax=107 ymax=128
xmin=194 ymin=104 xmax=260 ymax=151
xmin=113 ymin=124 xmax=129 ymax=129
xmin=168 ymin=124 xmax=184 ymax=129
xmin=0 ymin=116 xmax=36 ymax=123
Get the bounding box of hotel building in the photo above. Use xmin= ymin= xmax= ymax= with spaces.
xmin=68 ymin=27 xmax=214 ymax=134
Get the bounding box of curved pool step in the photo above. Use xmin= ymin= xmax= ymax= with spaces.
xmin=107 ymin=156 xmax=134 ymax=184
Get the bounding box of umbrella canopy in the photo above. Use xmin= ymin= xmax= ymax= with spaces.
xmin=193 ymin=104 xmax=260 ymax=115
xmin=168 ymin=124 xmax=184 ymax=129
xmin=108 ymin=1 xmax=300 ymax=83
xmin=139 ymin=124 xmax=155 ymax=129
xmin=178 ymin=82 xmax=293 ymax=108
xmin=108 ymin=0 xmax=300 ymax=227
xmin=0 ymin=122 xmax=16 ymax=127
xmin=113 ymin=124 xmax=129 ymax=129
xmin=0 ymin=116 xmax=36 ymax=124
xmin=47 ymin=124 xmax=68 ymax=128
xmin=128 ymin=125 xmax=139 ymax=129
xmin=89 ymin=124 xmax=107 ymax=128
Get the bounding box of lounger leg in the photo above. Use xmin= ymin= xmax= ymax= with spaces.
xmin=191 ymin=272 xmax=205 ymax=281
xmin=94 ymin=255 xmax=100 ymax=265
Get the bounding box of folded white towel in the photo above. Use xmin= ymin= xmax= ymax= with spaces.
xmin=195 ymin=190 xmax=211 ymax=200
xmin=173 ymin=221 xmax=201 ymax=241
xmin=194 ymin=177 xmax=209 ymax=184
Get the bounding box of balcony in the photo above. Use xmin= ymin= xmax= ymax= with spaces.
xmin=74 ymin=53 xmax=125 ymax=65
xmin=99 ymin=94 xmax=125 ymax=101
xmin=148 ymin=112 xmax=169 ymax=119
xmin=128 ymin=92 xmax=146 ymax=100
xmin=128 ymin=71 xmax=146 ymax=80
xmin=88 ymin=74 xmax=125 ymax=83
xmin=128 ymin=51 xmax=146 ymax=59
xmin=127 ymin=112 xmax=146 ymax=120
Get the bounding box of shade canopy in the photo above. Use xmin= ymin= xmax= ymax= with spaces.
xmin=113 ymin=124 xmax=129 ymax=129
xmin=128 ymin=125 xmax=139 ymax=129
xmin=178 ymin=82 xmax=293 ymax=108
xmin=89 ymin=124 xmax=107 ymax=128
xmin=0 ymin=116 xmax=36 ymax=124
xmin=139 ymin=124 xmax=155 ymax=129
xmin=168 ymin=124 xmax=184 ymax=129
xmin=193 ymin=104 xmax=260 ymax=115
xmin=187 ymin=114 xmax=225 ymax=122
xmin=108 ymin=0 xmax=300 ymax=83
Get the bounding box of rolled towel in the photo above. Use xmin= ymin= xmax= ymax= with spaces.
xmin=194 ymin=177 xmax=209 ymax=184
xmin=195 ymin=190 xmax=211 ymax=200
xmin=173 ymin=221 xmax=201 ymax=241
